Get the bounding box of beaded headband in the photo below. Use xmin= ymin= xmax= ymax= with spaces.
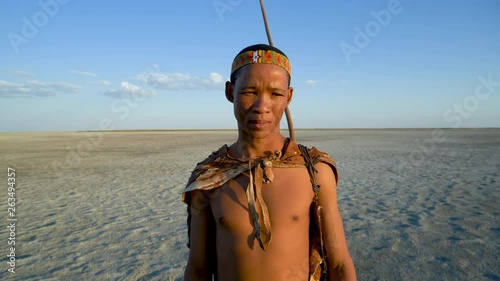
xmin=231 ymin=50 xmax=291 ymax=76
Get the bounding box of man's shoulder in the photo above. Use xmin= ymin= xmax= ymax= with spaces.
xmin=297 ymin=143 xmax=339 ymax=182
xmin=197 ymin=144 xmax=229 ymax=164
xmin=186 ymin=144 xmax=229 ymax=180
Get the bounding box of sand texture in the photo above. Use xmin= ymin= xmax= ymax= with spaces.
xmin=0 ymin=129 xmax=499 ymax=280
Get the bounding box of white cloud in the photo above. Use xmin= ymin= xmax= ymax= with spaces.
xmin=70 ymin=70 xmax=97 ymax=77
xmin=9 ymin=70 xmax=35 ymax=78
xmin=336 ymin=79 xmax=347 ymax=84
xmin=100 ymin=82 xmax=157 ymax=98
xmin=135 ymin=71 xmax=225 ymax=91
xmin=208 ymin=72 xmax=223 ymax=83
xmin=306 ymin=80 xmax=319 ymax=86
xmin=96 ymin=80 xmax=111 ymax=86
xmin=0 ymin=80 xmax=82 ymax=98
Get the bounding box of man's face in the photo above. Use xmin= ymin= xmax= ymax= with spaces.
xmin=225 ymin=64 xmax=293 ymax=139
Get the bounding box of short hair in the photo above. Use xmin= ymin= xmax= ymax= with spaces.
xmin=230 ymin=44 xmax=291 ymax=87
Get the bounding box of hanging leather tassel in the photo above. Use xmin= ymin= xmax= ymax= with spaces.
xmin=254 ymin=162 xmax=272 ymax=248
xmin=246 ymin=162 xmax=266 ymax=249
xmin=262 ymin=160 xmax=274 ymax=183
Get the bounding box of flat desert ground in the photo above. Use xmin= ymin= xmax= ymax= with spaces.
xmin=0 ymin=129 xmax=499 ymax=280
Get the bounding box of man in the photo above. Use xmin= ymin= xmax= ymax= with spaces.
xmin=182 ymin=44 xmax=356 ymax=281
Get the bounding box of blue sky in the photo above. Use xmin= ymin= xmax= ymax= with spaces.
xmin=1 ymin=0 xmax=499 ymax=132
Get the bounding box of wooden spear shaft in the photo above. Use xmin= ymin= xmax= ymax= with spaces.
xmin=259 ymin=0 xmax=296 ymax=142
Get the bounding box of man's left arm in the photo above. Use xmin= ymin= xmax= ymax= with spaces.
xmin=315 ymin=162 xmax=357 ymax=281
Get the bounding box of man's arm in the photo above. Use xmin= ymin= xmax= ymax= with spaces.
xmin=315 ymin=162 xmax=357 ymax=281
xmin=184 ymin=190 xmax=214 ymax=281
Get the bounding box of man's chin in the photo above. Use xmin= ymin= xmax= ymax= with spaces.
xmin=244 ymin=128 xmax=279 ymax=139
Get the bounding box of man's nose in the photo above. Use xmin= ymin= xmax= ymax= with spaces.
xmin=252 ymin=94 xmax=271 ymax=113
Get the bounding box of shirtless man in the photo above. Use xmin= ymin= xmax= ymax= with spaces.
xmin=183 ymin=44 xmax=356 ymax=280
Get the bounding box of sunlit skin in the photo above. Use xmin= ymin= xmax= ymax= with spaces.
xmin=184 ymin=63 xmax=357 ymax=281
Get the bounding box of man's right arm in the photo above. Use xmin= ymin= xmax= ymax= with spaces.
xmin=184 ymin=190 xmax=214 ymax=281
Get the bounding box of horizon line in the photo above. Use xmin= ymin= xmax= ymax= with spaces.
xmin=1 ymin=127 xmax=500 ymax=133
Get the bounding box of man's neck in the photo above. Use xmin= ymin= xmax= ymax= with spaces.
xmin=230 ymin=132 xmax=287 ymax=160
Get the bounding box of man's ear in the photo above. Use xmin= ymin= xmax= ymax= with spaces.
xmin=287 ymin=87 xmax=294 ymax=106
xmin=225 ymin=81 xmax=234 ymax=103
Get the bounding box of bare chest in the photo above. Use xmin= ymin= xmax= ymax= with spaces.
xmin=209 ymin=167 xmax=314 ymax=230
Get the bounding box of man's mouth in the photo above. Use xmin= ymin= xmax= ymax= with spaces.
xmin=249 ymin=120 xmax=270 ymax=129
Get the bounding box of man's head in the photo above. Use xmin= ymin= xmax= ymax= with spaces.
xmin=230 ymin=44 xmax=291 ymax=87
xmin=225 ymin=44 xmax=293 ymax=139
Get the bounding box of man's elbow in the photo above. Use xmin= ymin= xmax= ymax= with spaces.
xmin=329 ymin=254 xmax=357 ymax=281
xmin=184 ymin=260 xmax=210 ymax=281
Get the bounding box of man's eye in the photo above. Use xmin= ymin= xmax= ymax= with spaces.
xmin=272 ymin=93 xmax=284 ymax=97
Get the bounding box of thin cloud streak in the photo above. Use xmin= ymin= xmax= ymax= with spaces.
xmin=95 ymin=80 xmax=111 ymax=86
xmin=70 ymin=70 xmax=98 ymax=77
xmin=135 ymin=72 xmax=224 ymax=91
xmin=100 ymin=82 xmax=157 ymax=98
xmin=0 ymin=80 xmax=82 ymax=98
xmin=9 ymin=70 xmax=35 ymax=78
